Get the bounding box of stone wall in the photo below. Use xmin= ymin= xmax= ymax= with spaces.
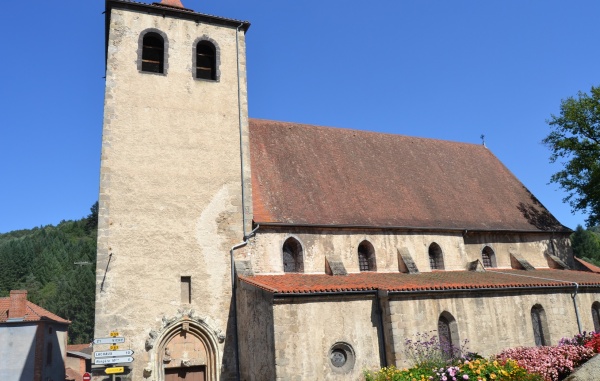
xmin=249 ymin=228 xmax=569 ymax=274
xmin=387 ymin=290 xmax=600 ymax=366
xmin=95 ymin=5 xmax=251 ymax=380
xmin=261 ymin=289 xmax=600 ymax=378
xmin=272 ymin=295 xmax=384 ymax=380
xmin=236 ymin=281 xmax=275 ymax=381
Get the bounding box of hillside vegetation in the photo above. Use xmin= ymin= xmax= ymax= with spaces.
xmin=0 ymin=203 xmax=97 ymax=344
xmin=571 ymin=225 xmax=600 ymax=267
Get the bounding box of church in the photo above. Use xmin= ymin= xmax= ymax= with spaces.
xmin=93 ymin=1 xmax=600 ymax=380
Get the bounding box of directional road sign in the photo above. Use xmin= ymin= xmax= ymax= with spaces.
xmin=105 ymin=367 xmax=125 ymax=374
xmin=94 ymin=356 xmax=134 ymax=365
xmin=93 ymin=337 xmax=125 ymax=345
xmin=95 ymin=349 xmax=134 ymax=358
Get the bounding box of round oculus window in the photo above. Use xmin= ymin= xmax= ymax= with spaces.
xmin=328 ymin=342 xmax=355 ymax=373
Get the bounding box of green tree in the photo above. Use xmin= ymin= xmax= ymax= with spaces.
xmin=0 ymin=202 xmax=98 ymax=343
xmin=544 ymin=85 xmax=600 ymax=226
xmin=571 ymin=225 xmax=600 ymax=266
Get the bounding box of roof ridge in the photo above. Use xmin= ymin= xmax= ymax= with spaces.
xmin=249 ymin=118 xmax=487 ymax=148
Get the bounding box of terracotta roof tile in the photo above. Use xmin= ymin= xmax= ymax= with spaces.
xmin=249 ymin=119 xmax=569 ymax=232
xmin=67 ymin=343 xmax=92 ymax=353
xmin=0 ymin=298 xmax=70 ymax=324
xmin=574 ymin=257 xmax=600 ymax=273
xmin=240 ymin=269 xmax=600 ymax=295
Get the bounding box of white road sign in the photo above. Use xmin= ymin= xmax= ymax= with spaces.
xmin=94 ymin=350 xmax=134 ymax=358
xmin=94 ymin=356 xmax=134 ymax=365
xmin=93 ymin=337 xmax=125 ymax=345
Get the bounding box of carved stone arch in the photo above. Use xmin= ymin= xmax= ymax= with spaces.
xmin=148 ymin=317 xmax=220 ymax=381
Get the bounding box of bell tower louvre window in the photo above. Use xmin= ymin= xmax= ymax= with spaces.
xmin=141 ymin=33 xmax=165 ymax=73
xmin=195 ymin=41 xmax=216 ymax=80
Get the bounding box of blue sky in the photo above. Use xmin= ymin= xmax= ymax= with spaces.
xmin=0 ymin=0 xmax=598 ymax=233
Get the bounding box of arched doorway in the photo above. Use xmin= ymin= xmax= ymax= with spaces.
xmin=156 ymin=321 xmax=219 ymax=381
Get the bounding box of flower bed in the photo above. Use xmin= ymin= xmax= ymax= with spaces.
xmin=364 ymin=359 xmax=543 ymax=381
xmin=364 ymin=331 xmax=600 ymax=381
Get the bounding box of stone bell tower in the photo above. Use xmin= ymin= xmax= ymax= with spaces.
xmin=94 ymin=0 xmax=251 ymax=380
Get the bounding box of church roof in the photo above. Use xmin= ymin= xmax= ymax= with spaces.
xmin=239 ymin=269 xmax=600 ymax=295
xmin=249 ymin=119 xmax=569 ymax=233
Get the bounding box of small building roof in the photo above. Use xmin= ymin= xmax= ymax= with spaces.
xmin=0 ymin=298 xmax=70 ymax=324
xmin=250 ymin=119 xmax=570 ymax=233
xmin=574 ymin=257 xmax=600 ymax=273
xmin=240 ymin=269 xmax=600 ymax=295
xmin=67 ymin=343 xmax=93 ymax=359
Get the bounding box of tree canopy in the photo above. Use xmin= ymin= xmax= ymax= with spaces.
xmin=544 ymin=85 xmax=600 ymax=227
xmin=570 ymin=225 xmax=600 ymax=266
xmin=0 ymin=203 xmax=97 ymax=344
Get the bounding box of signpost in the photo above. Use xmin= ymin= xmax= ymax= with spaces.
xmin=93 ymin=337 xmax=125 ymax=345
xmin=105 ymin=367 xmax=125 ymax=374
xmin=93 ymin=332 xmax=133 ymax=381
xmin=95 ymin=349 xmax=134 ymax=358
xmin=94 ymin=356 xmax=134 ymax=365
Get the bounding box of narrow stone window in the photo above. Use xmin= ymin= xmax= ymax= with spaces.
xmin=438 ymin=312 xmax=459 ymax=358
xmin=283 ymin=237 xmax=304 ymax=273
xmin=46 ymin=342 xmax=53 ymax=365
xmin=592 ymin=302 xmax=600 ymax=332
xmin=531 ymin=304 xmax=549 ymax=346
xmin=429 ymin=242 xmax=444 ymax=270
xmin=195 ymin=41 xmax=216 ymax=80
xmin=181 ymin=276 xmax=191 ymax=304
xmin=358 ymin=240 xmax=376 ymax=271
xmin=481 ymin=246 xmax=496 ymax=268
xmin=142 ymin=33 xmax=165 ymax=73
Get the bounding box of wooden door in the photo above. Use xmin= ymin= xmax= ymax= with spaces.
xmin=164 ymin=366 xmax=206 ymax=381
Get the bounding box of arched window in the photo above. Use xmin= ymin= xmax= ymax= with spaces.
xmin=438 ymin=312 xmax=459 ymax=359
xmin=358 ymin=240 xmax=376 ymax=272
xmin=481 ymin=246 xmax=496 ymax=268
xmin=195 ymin=41 xmax=216 ymax=80
xmin=141 ymin=32 xmax=165 ymax=73
xmin=283 ymin=237 xmax=303 ymax=273
xmin=592 ymin=302 xmax=600 ymax=332
xmin=429 ymin=243 xmax=444 ymax=270
xmin=531 ymin=304 xmax=549 ymax=346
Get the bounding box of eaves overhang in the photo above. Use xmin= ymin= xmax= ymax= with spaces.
xmin=254 ymin=221 xmax=573 ymax=236
xmin=104 ymin=0 xmax=251 ymax=67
